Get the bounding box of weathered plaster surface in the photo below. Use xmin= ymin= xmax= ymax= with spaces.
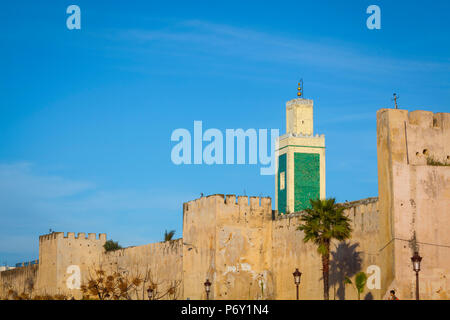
xmin=377 ymin=109 xmax=450 ymax=300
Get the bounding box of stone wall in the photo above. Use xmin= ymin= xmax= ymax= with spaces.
xmin=0 ymin=264 xmax=38 ymax=298
xmin=182 ymin=194 xmax=381 ymax=300
xmin=272 ymin=197 xmax=381 ymax=300
xmin=36 ymin=232 xmax=106 ymax=297
xmin=182 ymin=194 xmax=273 ymax=300
xmin=377 ymin=108 xmax=450 ymax=300
xmin=99 ymin=239 xmax=183 ymax=300
xmin=1 ymin=233 xmax=183 ymax=299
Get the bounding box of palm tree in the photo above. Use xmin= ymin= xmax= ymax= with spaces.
xmin=297 ymin=198 xmax=352 ymax=300
xmin=164 ymin=230 xmax=175 ymax=242
xmin=345 ymin=272 xmax=367 ymax=300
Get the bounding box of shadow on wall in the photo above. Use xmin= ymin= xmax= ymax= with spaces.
xmin=329 ymin=242 xmax=363 ymax=300
xmin=364 ymin=292 xmax=374 ymax=300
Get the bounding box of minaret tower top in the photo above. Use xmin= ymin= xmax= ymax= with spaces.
xmin=286 ymin=80 xmax=314 ymax=136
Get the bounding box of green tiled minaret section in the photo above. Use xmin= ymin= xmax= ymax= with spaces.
xmin=277 ymin=153 xmax=287 ymax=214
xmin=294 ymin=153 xmax=320 ymax=211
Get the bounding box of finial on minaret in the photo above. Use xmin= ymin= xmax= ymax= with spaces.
xmin=297 ymin=79 xmax=303 ymax=98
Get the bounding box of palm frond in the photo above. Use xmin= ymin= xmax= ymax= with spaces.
xmin=164 ymin=230 xmax=176 ymax=241
xmin=297 ymin=198 xmax=353 ymax=254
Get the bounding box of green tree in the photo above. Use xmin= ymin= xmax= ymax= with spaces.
xmin=297 ymin=198 xmax=352 ymax=300
xmin=345 ymin=271 xmax=367 ymax=300
xmin=164 ymin=230 xmax=175 ymax=242
xmin=103 ymin=240 xmax=122 ymax=252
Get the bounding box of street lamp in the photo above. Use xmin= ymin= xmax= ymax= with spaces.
xmin=204 ymin=279 xmax=212 ymax=300
xmin=411 ymin=252 xmax=422 ymax=300
xmin=293 ymin=268 xmax=302 ymax=300
xmin=147 ymin=287 xmax=154 ymax=300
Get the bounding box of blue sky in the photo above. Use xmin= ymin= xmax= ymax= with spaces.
xmin=0 ymin=1 xmax=449 ymax=264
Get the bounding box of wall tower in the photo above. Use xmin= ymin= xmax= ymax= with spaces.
xmin=275 ymin=83 xmax=326 ymax=214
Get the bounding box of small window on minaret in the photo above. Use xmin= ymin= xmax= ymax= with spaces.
xmin=280 ymin=172 xmax=286 ymax=190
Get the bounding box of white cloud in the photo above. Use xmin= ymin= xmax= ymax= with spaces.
xmin=0 ymin=162 xmax=94 ymax=199
xmin=115 ymin=20 xmax=450 ymax=75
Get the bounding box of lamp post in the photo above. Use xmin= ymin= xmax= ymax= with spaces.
xmin=147 ymin=287 xmax=154 ymax=300
xmin=293 ymin=268 xmax=302 ymax=300
xmin=411 ymin=252 xmax=422 ymax=300
xmin=204 ymin=279 xmax=212 ymax=300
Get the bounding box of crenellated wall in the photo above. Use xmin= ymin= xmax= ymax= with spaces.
xmin=0 ymin=264 xmax=38 ymax=298
xmin=182 ymin=194 xmax=382 ymax=300
xmin=377 ymin=109 xmax=450 ymax=300
xmin=182 ymin=194 xmax=274 ymax=300
xmin=272 ymin=197 xmax=381 ymax=300
xmin=36 ymin=232 xmax=106 ymax=296
xmin=99 ymin=239 xmax=183 ymax=299
xmin=214 ymin=195 xmax=273 ymax=300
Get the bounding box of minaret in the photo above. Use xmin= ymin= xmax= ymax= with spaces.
xmin=275 ymin=81 xmax=326 ymax=214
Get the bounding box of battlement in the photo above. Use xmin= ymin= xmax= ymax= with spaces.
xmin=279 ymin=132 xmax=325 ymax=140
xmin=408 ymin=110 xmax=450 ymax=129
xmin=286 ymin=98 xmax=313 ymax=107
xmin=183 ymin=194 xmax=272 ymax=212
xmin=39 ymin=232 xmax=106 ymax=242
xmin=378 ymin=108 xmax=450 ymax=129
xmin=273 ymin=197 xmax=379 ymax=235
xmin=39 ymin=232 xmax=64 ymax=242
xmin=274 ymin=197 xmax=378 ymax=220
xmin=377 ymin=108 xmax=450 ymax=166
xmin=14 ymin=260 xmax=39 ymax=268
xmin=339 ymin=196 xmax=379 ymax=209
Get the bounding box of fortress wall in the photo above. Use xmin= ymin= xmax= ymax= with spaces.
xmin=36 ymin=232 xmax=182 ymax=299
xmin=35 ymin=232 xmax=61 ymax=294
xmin=406 ymin=111 xmax=450 ymax=165
xmin=0 ymin=265 xmax=38 ymax=298
xmin=182 ymin=195 xmax=220 ymax=300
xmin=377 ymin=109 xmax=450 ymax=300
xmin=99 ymin=239 xmax=183 ymax=300
xmin=182 ymin=194 xmax=274 ymax=300
xmin=36 ymin=232 xmax=106 ymax=297
xmin=214 ymin=195 xmax=273 ymax=299
xmin=182 ymin=194 xmax=383 ymax=300
xmin=56 ymin=232 xmax=106 ymax=297
xmin=272 ymin=198 xmax=382 ymax=300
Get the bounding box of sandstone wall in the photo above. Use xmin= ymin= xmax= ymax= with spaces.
xmin=36 ymin=232 xmax=106 ymax=297
xmin=272 ymin=197 xmax=381 ymax=300
xmin=377 ymin=109 xmax=450 ymax=300
xmin=2 ymin=232 xmax=182 ymax=299
xmin=182 ymin=194 xmax=383 ymax=300
xmin=99 ymin=239 xmax=183 ymax=300
xmin=0 ymin=264 xmax=38 ymax=298
xmin=215 ymin=195 xmax=273 ymax=300
xmin=182 ymin=195 xmax=219 ymax=299
xmin=182 ymin=194 xmax=274 ymax=300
